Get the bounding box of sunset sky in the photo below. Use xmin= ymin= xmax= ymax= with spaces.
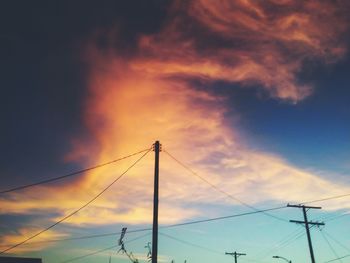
xmin=1 ymin=1 xmax=350 ymax=263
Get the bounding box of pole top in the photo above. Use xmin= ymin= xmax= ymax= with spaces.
xmin=152 ymin=141 xmax=162 ymax=152
xmin=287 ymin=203 xmax=322 ymax=209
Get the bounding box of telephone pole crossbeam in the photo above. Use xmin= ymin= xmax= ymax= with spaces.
xmin=287 ymin=204 xmax=324 ymax=263
xmin=225 ymin=251 xmax=246 ymax=263
xmin=287 ymin=204 xmax=322 ymax=209
xmin=289 ymin=220 xmax=325 ymax=226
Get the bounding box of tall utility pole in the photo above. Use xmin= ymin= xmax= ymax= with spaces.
xmin=225 ymin=251 xmax=246 ymax=263
xmin=288 ymin=204 xmax=324 ymax=263
xmin=152 ymin=141 xmax=161 ymax=263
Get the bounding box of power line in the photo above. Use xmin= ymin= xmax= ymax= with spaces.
xmin=59 ymin=232 xmax=151 ymax=263
xmin=5 ymin=190 xmax=347 ymax=248
xmin=324 ymin=254 xmax=350 ymax=263
xmin=163 ymin=149 xmax=287 ymax=222
xmin=60 ymin=231 xmax=222 ymax=263
xmin=0 ymin=149 xmax=151 ymax=254
xmin=323 ymin=231 xmax=350 ymax=254
xmin=162 ymin=205 xmax=287 ymax=228
xmin=322 ymin=212 xmax=350 ymax=223
xmin=300 ymin=193 xmax=350 ymax=205
xmin=253 ymin=223 xmax=319 ymax=261
xmin=61 ymin=244 xmax=117 ymax=263
xmin=0 ymin=148 xmax=151 ymax=194
xmin=159 ymin=232 xmax=222 ymax=255
xmin=1 ymin=205 xmax=286 ymax=248
xmin=253 ymin=227 xmax=305 ymax=260
xmin=319 ymin=229 xmax=343 ymax=263
xmin=0 ymin=228 xmax=153 ymax=247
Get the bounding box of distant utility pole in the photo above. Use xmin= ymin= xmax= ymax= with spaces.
xmin=225 ymin=251 xmax=246 ymax=263
xmin=152 ymin=141 xmax=161 ymax=263
xmin=288 ymin=204 xmax=325 ymax=263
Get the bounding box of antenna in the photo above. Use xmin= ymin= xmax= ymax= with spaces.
xmin=145 ymin=242 xmax=152 ymax=262
xmin=117 ymin=227 xmax=139 ymax=263
xmin=119 ymin=227 xmax=127 ymax=246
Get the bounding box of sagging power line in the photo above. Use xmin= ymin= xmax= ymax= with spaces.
xmin=3 ymin=192 xmax=347 ymax=249
xmin=0 ymin=205 xmax=287 ymax=249
xmin=0 ymin=148 xmax=151 ymax=194
xmin=0 ymin=149 xmax=151 ymax=254
xmin=60 ymin=232 xmax=151 ymax=263
xmin=164 ymin=149 xmax=287 ymax=222
xmin=3 ymin=141 xmax=350 ymax=263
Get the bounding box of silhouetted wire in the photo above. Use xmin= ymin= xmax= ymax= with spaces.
xmin=2 ymin=205 xmax=286 ymax=247
xmin=324 ymin=254 xmax=350 ymax=263
xmin=272 ymin=224 xmax=317 ymax=252
xmin=163 ymin=149 xmax=287 ymax=222
xmin=253 ymin=226 xmax=304 ymax=259
xmin=319 ymin=229 xmax=344 ymax=263
xmin=316 ymin=213 xmax=340 ymax=223
xmin=326 ymin=213 xmax=350 ymax=222
xmin=60 ymin=232 xmax=151 ymax=263
xmin=159 ymin=232 xmax=222 ymax=255
xmin=300 ymin=192 xmax=350 ymax=205
xmin=323 ymin=230 xmax=350 ymax=253
xmin=0 ymin=148 xmax=151 ymax=194
xmin=254 ymin=224 xmax=318 ymax=261
xmin=63 ymin=245 xmax=117 ymax=263
xmin=162 ymin=205 xmax=286 ymax=228
xmin=0 ymin=149 xmax=151 ymax=254
xmin=0 ymin=228 xmax=153 ymax=247
xmin=263 ymin=225 xmax=322 ymax=262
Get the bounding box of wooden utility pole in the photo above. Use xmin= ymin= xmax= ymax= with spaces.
xmin=288 ymin=204 xmax=324 ymax=263
xmin=225 ymin=251 xmax=246 ymax=263
xmin=152 ymin=141 xmax=161 ymax=263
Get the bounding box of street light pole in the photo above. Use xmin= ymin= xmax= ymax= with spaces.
xmin=273 ymin=255 xmax=292 ymax=263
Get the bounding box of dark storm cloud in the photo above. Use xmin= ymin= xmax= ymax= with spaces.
xmin=0 ymin=0 xmax=171 ymax=187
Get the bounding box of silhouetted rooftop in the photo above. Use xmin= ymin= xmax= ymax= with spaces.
xmin=0 ymin=257 xmax=42 ymax=263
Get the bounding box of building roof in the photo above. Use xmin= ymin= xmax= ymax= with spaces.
xmin=0 ymin=257 xmax=42 ymax=263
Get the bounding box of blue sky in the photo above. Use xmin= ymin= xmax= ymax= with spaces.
xmin=1 ymin=1 xmax=350 ymax=263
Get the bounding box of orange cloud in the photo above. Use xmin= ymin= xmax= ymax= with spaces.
xmin=136 ymin=0 xmax=348 ymax=102
xmin=1 ymin=0 xmax=350 ymax=253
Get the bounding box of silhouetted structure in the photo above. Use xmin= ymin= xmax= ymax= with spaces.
xmin=225 ymin=251 xmax=246 ymax=263
xmin=152 ymin=141 xmax=161 ymax=263
xmin=0 ymin=257 xmax=42 ymax=263
xmin=288 ymin=204 xmax=324 ymax=263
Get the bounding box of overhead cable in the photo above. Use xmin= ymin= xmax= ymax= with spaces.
xmin=319 ymin=229 xmax=343 ymax=263
xmin=300 ymin=193 xmax=350 ymax=205
xmin=323 ymin=231 xmax=350 ymax=254
xmin=163 ymin=149 xmax=287 ymax=222
xmin=0 ymin=149 xmax=151 ymax=254
xmin=0 ymin=148 xmax=151 ymax=194
xmin=1 ymin=205 xmax=286 ymax=247
xmin=159 ymin=232 xmax=222 ymax=255
xmin=60 ymin=232 xmax=151 ymax=263
xmin=324 ymin=254 xmax=350 ymax=263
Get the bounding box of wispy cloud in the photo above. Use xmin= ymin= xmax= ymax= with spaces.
xmin=1 ymin=0 xmax=349 ymax=253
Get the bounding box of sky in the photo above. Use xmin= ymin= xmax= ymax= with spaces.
xmin=0 ymin=0 xmax=350 ymax=262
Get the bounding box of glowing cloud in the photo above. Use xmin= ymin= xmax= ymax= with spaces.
xmin=1 ymin=0 xmax=349 ymax=253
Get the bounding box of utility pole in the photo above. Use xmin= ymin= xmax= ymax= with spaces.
xmin=152 ymin=141 xmax=161 ymax=263
xmin=225 ymin=251 xmax=246 ymax=263
xmin=288 ymin=204 xmax=324 ymax=263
